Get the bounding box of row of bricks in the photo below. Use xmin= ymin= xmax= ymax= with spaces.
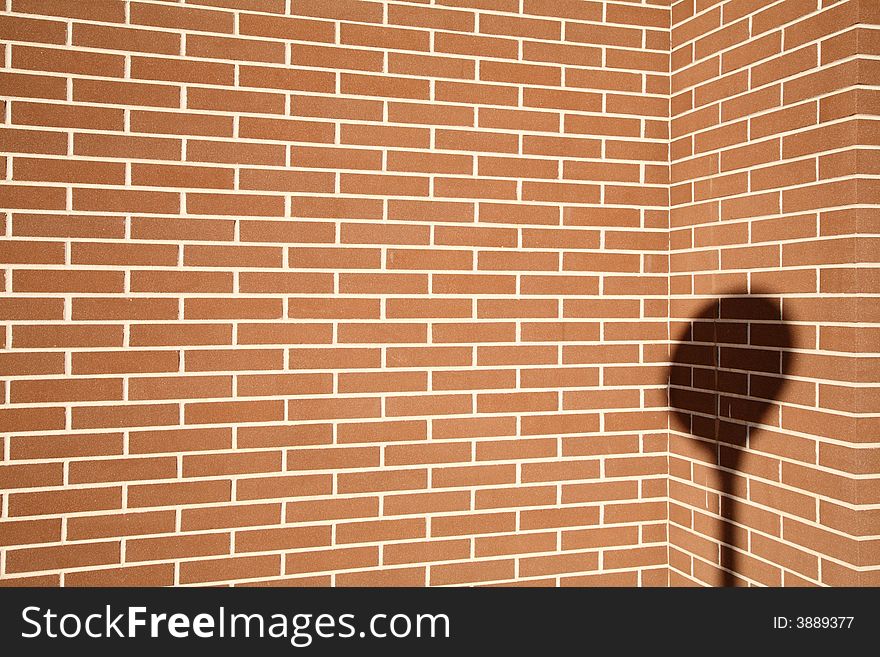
xmin=0 ymin=248 xmax=663 ymax=270
xmin=1 ymin=11 xmax=667 ymax=58
xmin=1 ymin=562 xmax=671 ymax=588
xmin=1 ymin=142 xmax=871 ymax=191
xmin=672 ymin=464 xmax=874 ymax=517
xmin=0 ymin=272 xmax=670 ymax=295
xmin=0 ymin=216 xmax=867 ymax=251
xmin=674 ymin=114 xmax=879 ymax=165
xmin=0 ymin=545 xmax=670 ymax=586
xmin=1 ymin=103 xmax=668 ymax=139
xmin=2 ymin=1 xmax=670 ymax=40
xmin=2 ymin=126 xmax=664 ymax=161
xmin=670 ymin=479 xmax=878 ymax=543
xmin=0 ymin=483 xmax=650 ymax=539
xmin=0 ymin=374 xmax=659 ymax=400
xmin=3 ymin=398 xmax=871 ymax=441
xmin=0 ymin=402 xmax=669 ymax=432
xmin=2 ymin=155 xmax=670 ymax=183
xmin=1 ymin=44 xmax=671 ymax=81
xmin=0 ymin=297 xmax=668 ymax=317
xmin=2 ymin=520 xmax=663 ymax=565
xmin=0 ymin=481 xmax=666 ymax=520
xmin=0 ymin=380 xmax=657 ymax=406
xmin=669 ymin=508 xmax=879 ymax=579
xmin=1 ymin=425 xmax=660 ymax=458
xmin=3 ymin=369 xmax=868 ymax=412
xmin=0 ymin=181 xmax=671 ymax=208
xmin=673 ymin=0 xmax=862 ymax=55
xmin=1 ymin=292 xmax=874 ymax=320
xmin=2 ymin=529 xmax=670 ymax=578
xmin=0 ymin=349 xmax=867 ymax=383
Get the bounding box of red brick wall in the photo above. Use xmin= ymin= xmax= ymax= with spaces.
xmin=2 ymin=0 xmax=877 ymax=588
xmin=1 ymin=0 xmax=671 ymax=586
xmin=669 ymin=0 xmax=880 ymax=586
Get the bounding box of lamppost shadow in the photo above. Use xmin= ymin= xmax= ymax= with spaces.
xmin=668 ymin=292 xmax=793 ymax=586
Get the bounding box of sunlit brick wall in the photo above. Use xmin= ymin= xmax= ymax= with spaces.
xmin=0 ymin=0 xmax=671 ymax=586
xmin=668 ymin=0 xmax=879 ymax=586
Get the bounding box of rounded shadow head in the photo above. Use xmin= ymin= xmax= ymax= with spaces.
xmin=669 ymin=294 xmax=794 ymax=446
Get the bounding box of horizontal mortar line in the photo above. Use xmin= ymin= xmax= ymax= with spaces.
xmin=667 ymin=563 xmax=763 ymax=588
xmin=670 ymin=9 xmax=876 ymax=67
xmin=669 ymin=201 xmax=877 ymax=218
xmin=0 ymin=341 xmax=678 ymax=349
xmin=1 ymin=480 xmax=640 ymax=504
xmin=667 ymin=374 xmax=880 ymax=393
xmin=1 ymin=180 xmax=669 ymax=197
xmin=670 ymin=203 xmax=880 ymax=219
xmin=2 ymin=404 xmax=655 ymax=418
xmin=0 ymin=154 xmax=639 ymax=170
xmin=2 ymin=438 xmax=657 ymax=462
xmin=0 ymin=200 xmax=656 ymax=211
xmin=0 ymin=293 xmax=673 ymax=300
xmin=0 ymin=121 xmax=668 ymax=142
xmin=1 ymin=179 xmax=671 ymax=190
xmin=36 ymin=456 xmax=663 ymax=475
xmin=2 ymin=392 xmax=661 ymax=405
xmin=160 ymin=542 xmax=668 ymax=567
xmin=670 ymin=239 xmax=874 ymax=249
xmin=37 ymin=515 xmax=656 ymax=541
xmin=6 ymin=151 xmax=675 ymax=167
xmin=672 ymin=147 xmax=880 ymax=184
xmin=1 ymin=123 xmax=595 ymax=148
xmin=669 ymin=445 xmax=880 ymax=481
xmin=89 ymin=561 xmax=655 ymax=588
xmin=1 ymin=264 xmax=672 ymax=272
